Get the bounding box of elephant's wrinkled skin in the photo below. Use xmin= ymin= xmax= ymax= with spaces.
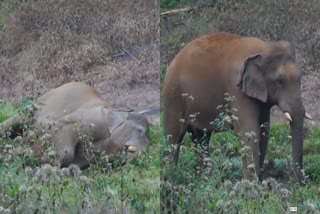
xmin=0 ymin=82 xmax=150 ymax=169
xmin=163 ymin=32 xmax=311 ymax=181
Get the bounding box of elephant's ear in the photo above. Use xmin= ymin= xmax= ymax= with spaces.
xmin=136 ymin=106 xmax=160 ymax=116
xmin=237 ymin=54 xmax=268 ymax=103
xmin=103 ymin=109 xmax=126 ymax=133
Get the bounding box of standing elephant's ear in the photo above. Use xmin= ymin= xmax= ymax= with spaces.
xmin=237 ymin=54 xmax=268 ymax=103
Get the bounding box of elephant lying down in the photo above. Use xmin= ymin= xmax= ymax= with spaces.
xmin=0 ymin=82 xmax=151 ymax=169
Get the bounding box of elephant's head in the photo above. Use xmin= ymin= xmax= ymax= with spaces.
xmin=237 ymin=41 xmax=311 ymax=179
xmin=114 ymin=112 xmax=150 ymax=160
xmin=96 ymin=109 xmax=150 ymax=160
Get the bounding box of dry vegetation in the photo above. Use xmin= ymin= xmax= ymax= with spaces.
xmin=0 ymin=0 xmax=160 ymax=109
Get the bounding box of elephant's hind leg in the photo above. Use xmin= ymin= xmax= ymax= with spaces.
xmin=188 ymin=126 xmax=212 ymax=175
xmin=188 ymin=127 xmax=212 ymax=153
xmin=172 ymin=127 xmax=187 ymax=165
xmin=163 ymin=105 xmax=187 ymax=164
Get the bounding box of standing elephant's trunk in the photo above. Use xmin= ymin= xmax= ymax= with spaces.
xmin=281 ymin=97 xmax=305 ymax=180
xmin=290 ymin=101 xmax=305 ymax=180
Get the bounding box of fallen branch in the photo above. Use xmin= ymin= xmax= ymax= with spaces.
xmin=160 ymin=7 xmax=193 ymax=16
xmin=123 ymin=49 xmax=139 ymax=62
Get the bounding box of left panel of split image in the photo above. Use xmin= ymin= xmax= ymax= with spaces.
xmin=0 ymin=0 xmax=160 ymax=213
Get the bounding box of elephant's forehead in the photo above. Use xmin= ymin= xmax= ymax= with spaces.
xmin=282 ymin=62 xmax=300 ymax=78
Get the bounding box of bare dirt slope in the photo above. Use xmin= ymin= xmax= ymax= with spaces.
xmin=0 ymin=0 xmax=160 ymax=126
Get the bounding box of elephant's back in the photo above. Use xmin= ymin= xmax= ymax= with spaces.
xmin=164 ymin=32 xmax=268 ymax=93
xmin=37 ymin=82 xmax=110 ymax=121
xmin=163 ymin=32 xmax=267 ymax=130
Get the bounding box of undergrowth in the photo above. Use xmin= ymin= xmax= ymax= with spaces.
xmin=161 ymin=122 xmax=320 ymax=213
xmin=0 ymin=103 xmax=160 ymax=213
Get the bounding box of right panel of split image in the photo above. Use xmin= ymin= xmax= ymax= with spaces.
xmin=160 ymin=1 xmax=320 ymax=213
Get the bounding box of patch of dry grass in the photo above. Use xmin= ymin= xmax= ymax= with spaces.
xmin=0 ymin=0 xmax=160 ymax=103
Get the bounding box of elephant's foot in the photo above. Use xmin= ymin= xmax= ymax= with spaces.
xmin=290 ymin=166 xmax=305 ymax=184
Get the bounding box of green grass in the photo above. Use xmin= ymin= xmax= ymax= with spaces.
xmin=0 ymin=101 xmax=18 ymax=122
xmin=0 ymin=103 xmax=160 ymax=213
xmin=0 ymin=0 xmax=21 ymax=31
xmin=305 ymin=128 xmax=320 ymax=155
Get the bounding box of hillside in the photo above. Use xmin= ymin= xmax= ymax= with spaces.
xmin=0 ymin=0 xmax=160 ymax=110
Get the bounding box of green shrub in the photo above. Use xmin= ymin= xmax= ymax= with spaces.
xmin=304 ymin=128 xmax=320 ymax=155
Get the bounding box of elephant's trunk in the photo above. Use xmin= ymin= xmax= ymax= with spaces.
xmin=289 ymin=100 xmax=305 ymax=180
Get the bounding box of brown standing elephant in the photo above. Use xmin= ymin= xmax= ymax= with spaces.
xmin=163 ymin=32 xmax=312 ymax=181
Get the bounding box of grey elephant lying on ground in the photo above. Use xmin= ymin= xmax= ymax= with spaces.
xmin=0 ymin=82 xmax=151 ymax=169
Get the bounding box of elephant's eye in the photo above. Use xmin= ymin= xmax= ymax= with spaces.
xmin=137 ymin=128 xmax=144 ymax=135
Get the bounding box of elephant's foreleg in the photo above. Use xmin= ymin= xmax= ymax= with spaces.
xmin=72 ymin=143 xmax=90 ymax=169
xmin=258 ymin=108 xmax=270 ymax=181
xmin=238 ymin=128 xmax=261 ymax=180
xmin=233 ymin=99 xmax=261 ymax=180
xmin=52 ymin=123 xmax=77 ymax=168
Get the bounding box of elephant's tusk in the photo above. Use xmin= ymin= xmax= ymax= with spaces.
xmin=305 ymin=112 xmax=313 ymax=120
xmin=284 ymin=112 xmax=292 ymax=122
xmin=127 ymin=146 xmax=137 ymax=152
